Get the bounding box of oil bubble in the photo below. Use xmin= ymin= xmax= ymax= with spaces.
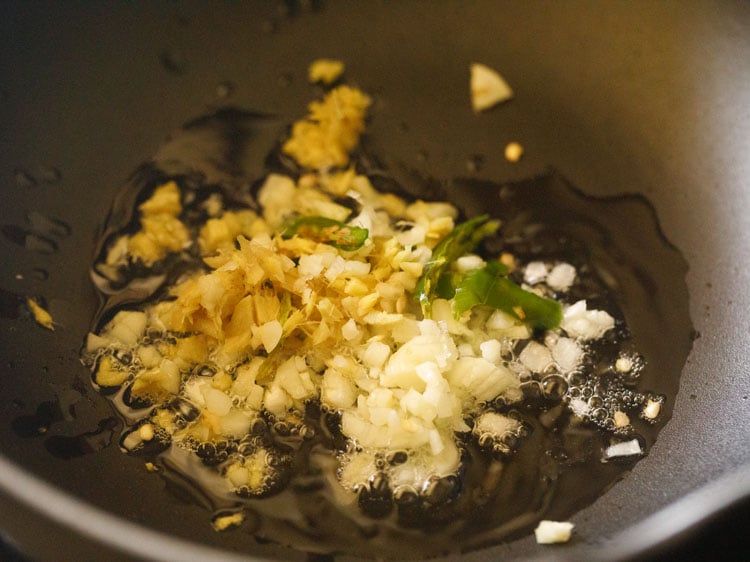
xmin=160 ymin=49 xmax=188 ymax=75
xmin=14 ymin=168 xmax=36 ymax=188
xmin=466 ymin=154 xmax=485 ymax=173
xmin=169 ymin=397 xmax=201 ymax=422
xmin=541 ymin=374 xmax=568 ymax=401
xmin=387 ymin=450 xmax=408 ymax=465
xmin=393 ymin=485 xmax=418 ymax=504
xmin=273 ymin=421 xmax=290 ymax=436
xmin=358 ymin=480 xmax=393 ymax=519
xmin=215 ymin=81 xmax=235 ymax=99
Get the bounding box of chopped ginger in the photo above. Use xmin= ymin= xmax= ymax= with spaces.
xmin=211 ymin=511 xmax=245 ymax=531
xmin=308 ymin=58 xmax=345 ymax=85
xmin=282 ymin=85 xmax=371 ymax=169
xmin=27 ymin=297 xmax=54 ymax=330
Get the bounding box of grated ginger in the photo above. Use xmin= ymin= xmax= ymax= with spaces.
xmin=282 ymin=85 xmax=371 ymax=169
xmin=308 ymin=58 xmax=345 ymax=85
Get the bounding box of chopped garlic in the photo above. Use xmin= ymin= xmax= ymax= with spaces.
xmin=604 ymin=439 xmax=643 ymax=460
xmin=550 ymin=337 xmax=583 ymax=373
xmin=547 ymin=262 xmax=576 ymax=292
xmin=613 ymin=410 xmax=630 ymax=428
xmin=519 ymin=341 xmax=553 ymax=373
xmin=561 ymin=300 xmax=615 ymax=340
xmin=643 ymin=399 xmax=662 ymax=420
xmin=615 ymin=356 xmax=633 ymax=373
xmin=524 ymin=261 xmax=548 ymax=285
xmin=534 ymin=520 xmax=574 ymax=544
xmin=470 ymin=62 xmax=513 ymax=112
xmin=138 ymin=423 xmax=154 ymax=441
xmin=474 ymin=412 xmax=520 ymax=440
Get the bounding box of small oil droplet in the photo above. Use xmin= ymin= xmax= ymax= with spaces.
xmin=160 ymin=49 xmax=188 ymax=75
xmin=1 ymin=224 xmax=27 ymax=246
xmin=466 ymin=154 xmax=485 ymax=173
xmin=32 ymin=268 xmax=49 ymax=281
xmin=262 ymin=18 xmax=281 ymax=34
xmin=277 ymin=73 xmax=293 ymax=88
xmin=37 ymin=165 xmax=62 ymax=184
xmin=14 ymin=168 xmax=37 ymax=188
xmin=215 ymin=81 xmax=235 ymax=99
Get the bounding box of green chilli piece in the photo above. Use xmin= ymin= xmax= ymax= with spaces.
xmin=415 ymin=215 xmax=500 ymax=317
xmin=281 ymin=216 xmax=369 ymax=251
xmin=451 ymin=260 xmax=562 ymax=330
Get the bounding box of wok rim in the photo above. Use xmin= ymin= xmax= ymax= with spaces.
xmin=1 ymin=452 xmax=748 ymax=562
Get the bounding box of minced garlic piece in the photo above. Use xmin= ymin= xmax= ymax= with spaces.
xmin=470 ymin=62 xmax=513 ymax=112
xmin=282 ymin=85 xmax=371 ymax=169
xmin=308 ymin=58 xmax=345 ymax=85
xmin=643 ymin=399 xmax=662 ymax=420
xmin=615 ymin=356 xmax=633 ymax=373
xmin=613 ymin=410 xmax=630 ymax=428
xmin=138 ymin=423 xmax=155 ymax=441
xmin=27 ymin=297 xmax=54 ymax=330
xmin=534 ymin=520 xmax=574 ymax=544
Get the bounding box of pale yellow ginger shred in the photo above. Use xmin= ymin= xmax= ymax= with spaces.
xmin=282 ymin=85 xmax=371 ymax=169
xmin=27 ymin=297 xmax=54 ymax=330
xmin=308 ymin=58 xmax=345 ymax=85
xmin=211 ymin=511 xmax=245 ymax=532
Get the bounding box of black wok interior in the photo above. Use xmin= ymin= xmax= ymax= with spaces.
xmin=1 ymin=2 xmax=749 ymax=560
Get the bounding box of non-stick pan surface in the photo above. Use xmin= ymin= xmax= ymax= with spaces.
xmin=1 ymin=2 xmax=749 ymax=560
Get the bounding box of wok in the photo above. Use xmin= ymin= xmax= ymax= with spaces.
xmin=1 ymin=1 xmax=749 ymax=560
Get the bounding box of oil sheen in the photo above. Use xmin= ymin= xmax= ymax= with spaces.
xmin=85 ymin=108 xmax=693 ymax=559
